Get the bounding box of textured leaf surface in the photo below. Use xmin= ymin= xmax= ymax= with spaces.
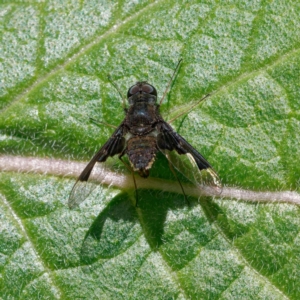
xmin=1 ymin=1 xmax=300 ymax=299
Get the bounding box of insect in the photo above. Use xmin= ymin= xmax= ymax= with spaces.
xmin=69 ymin=60 xmax=221 ymax=208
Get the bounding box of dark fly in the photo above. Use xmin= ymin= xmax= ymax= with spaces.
xmin=69 ymin=61 xmax=221 ymax=208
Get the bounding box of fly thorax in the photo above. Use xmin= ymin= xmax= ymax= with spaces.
xmin=126 ymin=102 xmax=157 ymax=135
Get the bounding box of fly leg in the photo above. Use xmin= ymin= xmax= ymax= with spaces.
xmin=167 ymin=94 xmax=211 ymax=124
xmin=89 ymin=118 xmax=118 ymax=129
xmin=166 ymin=157 xmax=190 ymax=206
xmin=107 ymin=74 xmax=127 ymax=110
xmin=159 ymin=59 xmax=182 ymax=105
xmin=118 ymin=155 xmax=139 ymax=207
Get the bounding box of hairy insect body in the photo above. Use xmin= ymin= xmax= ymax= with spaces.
xmin=124 ymin=88 xmax=161 ymax=177
xmin=125 ymin=102 xmax=158 ymax=134
xmin=127 ymin=136 xmax=157 ymax=177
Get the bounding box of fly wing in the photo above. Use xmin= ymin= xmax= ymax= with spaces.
xmin=68 ymin=125 xmax=126 ymax=209
xmin=157 ymin=122 xmax=222 ymax=192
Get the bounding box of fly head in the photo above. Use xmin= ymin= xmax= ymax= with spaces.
xmin=127 ymin=82 xmax=157 ymax=105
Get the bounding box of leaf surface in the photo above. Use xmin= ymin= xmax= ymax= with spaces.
xmin=1 ymin=1 xmax=300 ymax=299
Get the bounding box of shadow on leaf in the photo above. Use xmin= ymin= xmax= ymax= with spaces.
xmin=80 ymin=192 xmax=140 ymax=264
xmin=135 ymin=189 xmax=189 ymax=250
xmin=80 ymin=188 xmax=194 ymax=264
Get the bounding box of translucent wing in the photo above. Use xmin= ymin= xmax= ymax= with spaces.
xmin=69 ymin=162 xmax=109 ymax=209
xmin=68 ymin=125 xmax=126 ymax=209
xmin=157 ymin=121 xmax=222 ymax=193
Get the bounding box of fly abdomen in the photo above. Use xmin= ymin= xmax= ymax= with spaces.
xmin=127 ymin=136 xmax=158 ymax=177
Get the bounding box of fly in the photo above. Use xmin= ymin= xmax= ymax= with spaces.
xmin=69 ymin=60 xmax=221 ymax=208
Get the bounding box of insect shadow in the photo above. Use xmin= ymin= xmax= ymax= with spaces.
xmin=80 ymin=190 xmax=192 ymax=264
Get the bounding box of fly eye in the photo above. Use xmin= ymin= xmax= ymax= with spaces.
xmin=127 ymin=85 xmax=139 ymax=98
xmin=142 ymin=84 xmax=157 ymax=96
xmin=127 ymin=83 xmax=157 ymax=98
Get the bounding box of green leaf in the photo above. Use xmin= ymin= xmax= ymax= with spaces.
xmin=1 ymin=1 xmax=300 ymax=299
